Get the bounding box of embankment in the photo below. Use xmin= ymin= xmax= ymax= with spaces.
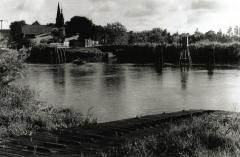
xmin=99 ymin=42 xmax=240 ymax=65
xmin=1 ymin=110 xmax=239 ymax=157
xmin=26 ymin=45 xmax=107 ymax=64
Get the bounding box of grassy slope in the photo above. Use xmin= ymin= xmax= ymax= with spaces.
xmin=103 ymin=112 xmax=240 ymax=157
xmin=0 ymin=49 xmax=96 ymax=139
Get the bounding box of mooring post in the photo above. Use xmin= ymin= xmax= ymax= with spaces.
xmin=179 ymin=35 xmax=192 ymax=67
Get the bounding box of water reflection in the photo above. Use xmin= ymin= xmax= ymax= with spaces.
xmin=207 ymin=66 xmax=214 ymax=80
xmin=53 ymin=65 xmax=65 ymax=86
xmin=180 ymin=67 xmax=189 ymax=90
xmin=18 ymin=63 xmax=240 ymax=122
xmin=101 ymin=64 xmax=125 ymax=90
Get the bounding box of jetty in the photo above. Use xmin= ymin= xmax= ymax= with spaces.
xmin=0 ymin=110 xmax=216 ymax=157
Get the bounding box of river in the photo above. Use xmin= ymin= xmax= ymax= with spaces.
xmin=18 ymin=63 xmax=240 ymax=122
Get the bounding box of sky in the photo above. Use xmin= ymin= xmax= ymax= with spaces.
xmin=1 ymin=0 xmax=240 ymax=34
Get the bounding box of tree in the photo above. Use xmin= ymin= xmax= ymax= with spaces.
xmin=227 ymin=26 xmax=233 ymax=36
xmin=10 ymin=21 xmax=26 ymax=48
xmin=128 ymin=31 xmax=135 ymax=44
xmin=172 ymin=32 xmax=181 ymax=43
xmin=92 ymin=25 xmax=105 ymax=43
xmin=217 ymin=29 xmax=223 ymax=36
xmin=104 ymin=22 xmax=128 ymax=45
xmin=205 ymin=30 xmax=216 ymax=41
xmin=234 ymin=26 xmax=239 ymax=36
xmin=191 ymin=28 xmax=203 ymax=42
xmin=149 ymin=28 xmax=165 ymax=43
xmin=65 ymin=16 xmax=93 ymax=40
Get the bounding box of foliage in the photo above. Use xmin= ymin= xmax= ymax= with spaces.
xmin=0 ymin=85 xmax=96 ymax=138
xmin=0 ymin=49 xmax=96 ymax=139
xmin=104 ymin=22 xmax=128 ymax=45
xmin=65 ymin=16 xmax=94 ymax=40
xmin=92 ymin=25 xmax=105 ymax=43
xmin=0 ymin=49 xmax=24 ymax=85
xmin=128 ymin=28 xmax=171 ymax=44
xmin=10 ymin=20 xmax=26 ymax=48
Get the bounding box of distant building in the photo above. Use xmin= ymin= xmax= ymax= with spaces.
xmin=22 ymin=24 xmax=53 ymax=38
xmin=84 ymin=39 xmax=99 ymax=47
xmin=64 ymin=35 xmax=79 ymax=47
xmin=68 ymin=38 xmax=99 ymax=47
xmin=31 ymin=33 xmax=53 ymax=45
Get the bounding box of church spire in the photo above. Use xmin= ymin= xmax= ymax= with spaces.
xmin=56 ymin=2 xmax=64 ymax=27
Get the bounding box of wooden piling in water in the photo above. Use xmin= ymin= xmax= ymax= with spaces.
xmin=179 ymin=36 xmax=192 ymax=67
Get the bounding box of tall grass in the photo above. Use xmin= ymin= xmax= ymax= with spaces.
xmin=0 ymin=85 xmax=96 ymax=138
xmin=104 ymin=113 xmax=240 ymax=157
xmin=0 ymin=49 xmax=96 ymax=139
xmin=100 ymin=42 xmax=240 ymax=64
xmin=26 ymin=45 xmax=106 ymax=64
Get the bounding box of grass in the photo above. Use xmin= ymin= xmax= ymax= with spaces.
xmin=102 ymin=112 xmax=240 ymax=157
xmin=0 ymin=84 xmax=96 ymax=139
xmin=0 ymin=49 xmax=96 ymax=139
xmin=26 ymin=45 xmax=106 ymax=64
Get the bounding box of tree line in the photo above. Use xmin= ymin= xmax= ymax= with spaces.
xmin=9 ymin=16 xmax=240 ymax=48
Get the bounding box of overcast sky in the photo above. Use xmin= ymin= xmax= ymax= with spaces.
xmin=0 ymin=0 xmax=240 ymax=34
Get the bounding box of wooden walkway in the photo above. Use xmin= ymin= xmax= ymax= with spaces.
xmin=0 ymin=110 xmax=214 ymax=157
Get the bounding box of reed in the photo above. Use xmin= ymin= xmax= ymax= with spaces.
xmin=26 ymin=45 xmax=106 ymax=64
xmin=100 ymin=42 xmax=240 ymax=64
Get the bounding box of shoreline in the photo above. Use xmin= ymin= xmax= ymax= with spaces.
xmin=1 ymin=110 xmax=235 ymax=156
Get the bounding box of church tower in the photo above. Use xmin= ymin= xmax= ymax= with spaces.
xmin=56 ymin=2 xmax=64 ymax=28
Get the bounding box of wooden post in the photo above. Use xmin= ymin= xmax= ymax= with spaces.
xmin=179 ymin=35 xmax=192 ymax=66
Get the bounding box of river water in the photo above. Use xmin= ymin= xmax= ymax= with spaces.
xmin=19 ymin=63 xmax=240 ymax=122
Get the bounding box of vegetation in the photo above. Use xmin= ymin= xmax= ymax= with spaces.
xmin=104 ymin=22 xmax=128 ymax=45
xmin=26 ymin=45 xmax=106 ymax=64
xmin=103 ymin=112 xmax=240 ymax=157
xmin=65 ymin=16 xmax=94 ymax=40
xmin=9 ymin=21 xmax=27 ymax=49
xmin=100 ymin=42 xmax=240 ymax=64
xmin=0 ymin=49 xmax=95 ymax=139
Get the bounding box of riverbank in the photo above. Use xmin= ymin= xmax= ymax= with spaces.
xmin=1 ymin=110 xmax=240 ymax=157
xmin=0 ymin=49 xmax=96 ymax=140
xmin=0 ymin=85 xmax=96 ymax=139
xmin=26 ymin=45 xmax=107 ymax=64
xmin=99 ymin=42 xmax=240 ymax=64
xmin=106 ymin=110 xmax=239 ymax=157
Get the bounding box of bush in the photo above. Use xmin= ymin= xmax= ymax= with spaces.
xmin=0 ymin=49 xmax=95 ymax=139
